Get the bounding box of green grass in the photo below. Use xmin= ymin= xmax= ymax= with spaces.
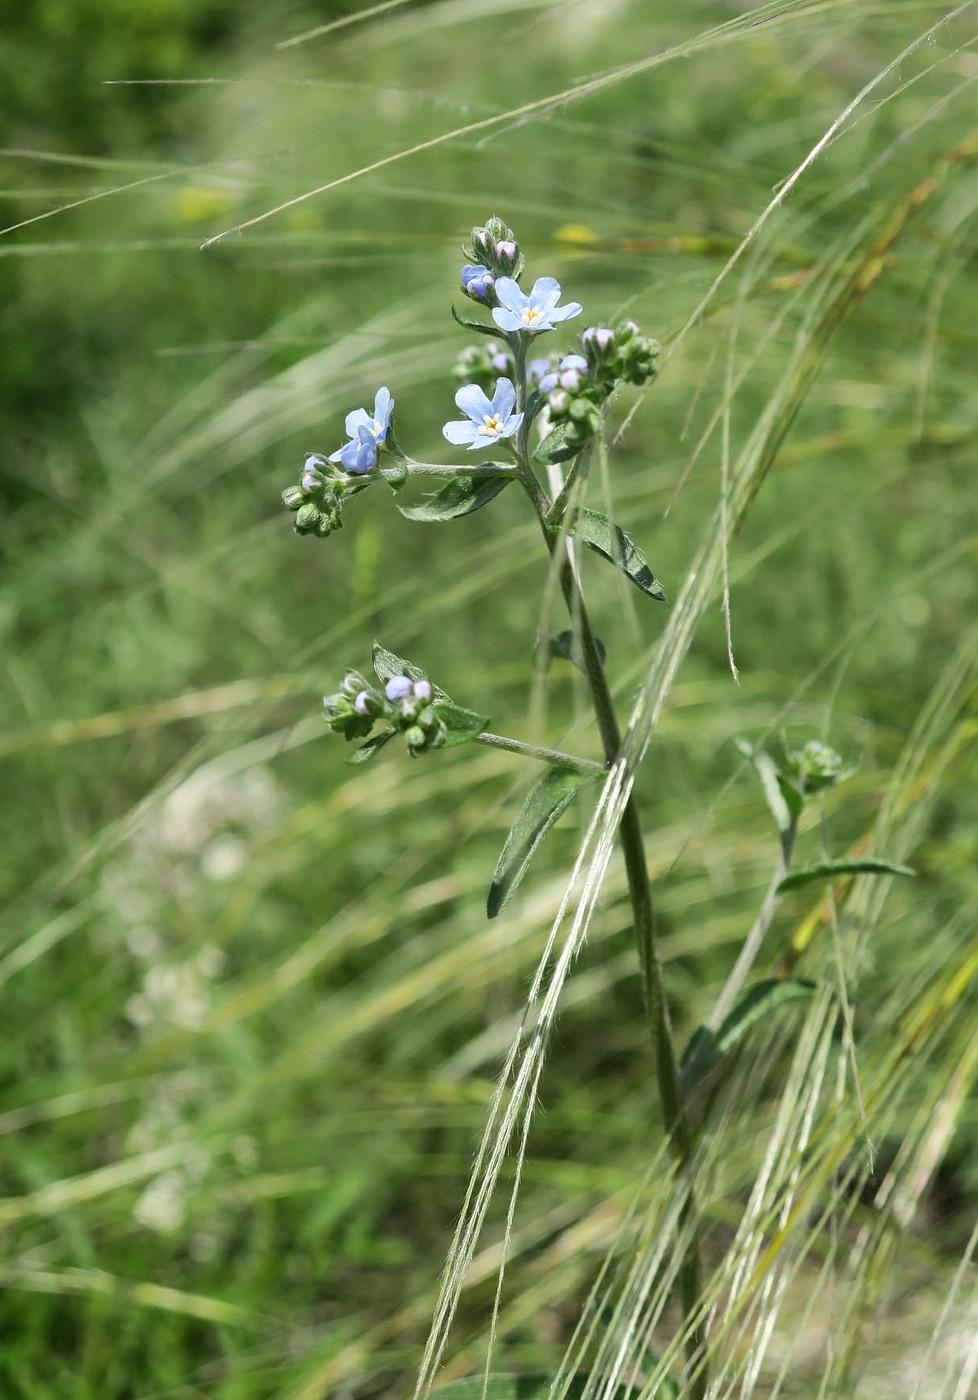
xmin=2 ymin=1 xmax=978 ymax=1396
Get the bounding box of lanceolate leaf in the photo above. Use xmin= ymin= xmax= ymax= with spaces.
xmin=679 ymin=977 xmax=815 ymax=1094
xmin=450 ymin=303 xmax=499 ymax=337
xmin=571 ymin=509 xmax=666 ymax=601
xmin=487 ymin=765 xmax=597 ymax=919
xmin=347 ymin=729 xmax=396 ymax=765
xmin=397 ymin=469 xmax=512 ymax=522
xmin=777 ymin=857 xmax=915 ymax=893
xmin=371 ymin=644 xmax=430 ymax=690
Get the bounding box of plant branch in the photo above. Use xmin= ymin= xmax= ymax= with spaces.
xmin=474 ymin=731 xmax=605 ymax=774
xmin=707 ymin=819 xmax=798 ymax=1033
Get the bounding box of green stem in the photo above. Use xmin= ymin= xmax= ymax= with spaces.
xmin=707 ymin=819 xmax=798 ymax=1033
xmin=474 ymin=731 xmax=604 ymax=774
xmin=388 ymin=461 xmax=519 ymax=478
xmin=509 ymin=378 xmax=705 ymax=1392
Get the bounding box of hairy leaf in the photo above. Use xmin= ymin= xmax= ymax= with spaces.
xmin=571 ymin=509 xmax=666 ymax=600
xmin=371 ymin=643 xmax=429 ymax=689
xmin=435 ymin=700 xmax=488 ymax=749
xmin=347 ymin=729 xmax=396 ymax=766
xmin=487 ymin=765 xmax=596 ymax=919
xmin=680 ymin=978 xmax=816 ymax=1093
xmin=777 ymin=857 xmax=915 ymax=893
xmin=533 ymin=421 xmax=581 ymax=464
xmin=397 ymin=469 xmax=512 ymax=522
xmin=450 ymin=303 xmax=499 ymax=337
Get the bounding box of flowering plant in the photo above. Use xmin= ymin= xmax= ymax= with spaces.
xmin=275 ymin=216 xmax=893 ymax=1400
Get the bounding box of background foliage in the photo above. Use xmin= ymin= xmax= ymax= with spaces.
xmin=2 ymin=2 xmax=977 ymax=1397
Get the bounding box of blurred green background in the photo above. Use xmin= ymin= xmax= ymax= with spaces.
xmin=2 ymin=1 xmax=977 ymax=1397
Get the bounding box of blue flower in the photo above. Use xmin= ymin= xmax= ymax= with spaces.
xmin=331 ymin=432 xmax=378 ymax=475
xmin=461 ymin=264 xmax=495 ymax=302
xmin=442 ymin=377 xmax=523 ymax=451
xmin=492 ymin=277 xmax=582 ymax=334
xmin=328 ymin=387 xmax=394 ymax=475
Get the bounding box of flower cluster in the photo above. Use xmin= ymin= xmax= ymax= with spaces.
xmin=581 ymin=320 xmax=660 ymax=387
xmin=280 ymin=216 xmax=664 ymax=536
xmin=459 ymin=215 xmax=525 ymax=307
xmin=323 ymin=670 xmax=447 ymax=757
xmin=782 ymin=740 xmax=851 ymax=797
xmin=281 ymin=388 xmax=396 ymax=537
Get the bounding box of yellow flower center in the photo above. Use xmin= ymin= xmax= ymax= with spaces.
xmin=480 ymin=413 xmax=503 ymax=437
xmin=521 ymin=306 xmax=543 ymax=327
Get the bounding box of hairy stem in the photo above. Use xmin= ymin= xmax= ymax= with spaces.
xmin=474 ymin=731 xmax=604 ymax=774
xmin=510 ymin=386 xmax=705 ymax=1392
xmin=707 ymin=819 xmax=798 ymax=1033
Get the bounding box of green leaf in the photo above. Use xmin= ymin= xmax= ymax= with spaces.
xmin=680 ymin=978 xmax=815 ymax=1094
xmin=487 ymin=766 xmax=596 ymax=919
xmin=571 ymin=509 xmax=666 ymax=600
xmin=397 ymin=469 xmax=512 ymax=522
xmin=533 ymin=422 xmax=581 ymax=465
xmin=347 ymin=729 xmax=396 ymax=765
xmin=450 ymin=303 xmax=499 ymax=337
xmin=371 ymin=644 xmax=429 ymax=689
xmin=434 ymin=700 xmax=488 ymax=749
xmin=733 ymin=738 xmax=799 ymax=835
xmin=549 ymin=629 xmax=607 ymax=673
xmin=777 ymin=858 xmax=915 ymax=894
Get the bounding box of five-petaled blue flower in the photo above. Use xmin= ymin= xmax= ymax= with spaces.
xmin=329 ymin=387 xmax=394 ymax=475
xmin=492 ymin=277 xmax=582 ymax=335
xmin=443 ymin=377 xmax=523 ymax=451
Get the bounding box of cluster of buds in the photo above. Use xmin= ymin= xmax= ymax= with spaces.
xmin=581 ymin=320 xmax=660 ymax=388
xmin=323 ymin=671 xmax=448 ymax=757
xmin=452 ymin=339 xmax=514 ymax=390
xmin=782 ymin=740 xmax=848 ymax=797
xmin=282 ymin=454 xmax=348 ymax=538
xmin=535 ymin=351 xmax=604 ymax=449
xmin=459 ymin=216 xmax=525 ymax=306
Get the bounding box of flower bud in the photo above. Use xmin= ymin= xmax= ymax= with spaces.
xmin=582 ymin=325 xmax=614 ymax=353
xmin=341 ymin=671 xmax=368 ymax=695
xmin=461 ymin=263 xmax=495 ymax=303
xmin=413 ymin=679 xmax=433 ymax=702
xmin=294 ymin=502 xmax=322 ymax=534
xmin=282 ymin=485 xmax=305 ymax=510
xmin=494 ymin=239 xmax=518 ymax=272
xmin=466 ymin=216 xmax=524 ymax=280
xmin=404 ymin=725 xmax=427 ymax=755
xmin=385 ymin=675 xmax=413 ymax=702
